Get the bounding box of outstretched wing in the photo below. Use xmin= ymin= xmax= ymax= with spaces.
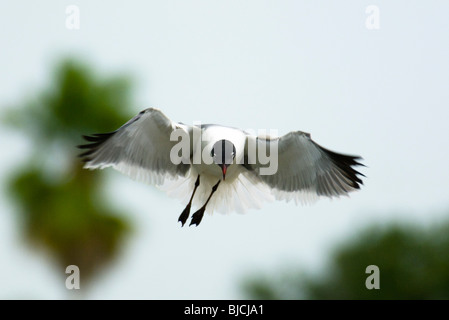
xmin=78 ymin=108 xmax=191 ymax=185
xmin=244 ymin=131 xmax=364 ymax=203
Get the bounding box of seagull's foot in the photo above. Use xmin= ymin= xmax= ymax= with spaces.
xmin=178 ymin=203 xmax=191 ymax=227
xmin=189 ymin=206 xmax=206 ymax=227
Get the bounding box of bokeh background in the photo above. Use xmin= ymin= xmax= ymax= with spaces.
xmin=1 ymin=1 xmax=449 ymax=299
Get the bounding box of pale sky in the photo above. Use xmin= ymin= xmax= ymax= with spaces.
xmin=1 ymin=1 xmax=449 ymax=299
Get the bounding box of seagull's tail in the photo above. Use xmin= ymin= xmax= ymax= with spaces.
xmin=158 ymin=171 xmax=274 ymax=215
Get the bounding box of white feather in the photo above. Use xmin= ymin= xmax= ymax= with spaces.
xmin=159 ymin=170 xmax=274 ymax=215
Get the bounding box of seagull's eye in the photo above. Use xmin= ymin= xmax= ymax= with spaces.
xmin=210 ymin=149 xmax=215 ymax=157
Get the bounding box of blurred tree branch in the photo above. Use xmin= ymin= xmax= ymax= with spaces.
xmin=2 ymin=59 xmax=135 ymax=285
xmin=242 ymin=220 xmax=449 ymax=299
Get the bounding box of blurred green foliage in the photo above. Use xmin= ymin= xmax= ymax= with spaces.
xmin=3 ymin=60 xmax=134 ymax=284
xmin=243 ymin=220 xmax=449 ymax=299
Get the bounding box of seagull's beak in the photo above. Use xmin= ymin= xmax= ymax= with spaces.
xmin=221 ymin=164 xmax=228 ymax=181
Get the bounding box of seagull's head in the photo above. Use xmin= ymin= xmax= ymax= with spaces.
xmin=211 ymin=139 xmax=236 ymax=181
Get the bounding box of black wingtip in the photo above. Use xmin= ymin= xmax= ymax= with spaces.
xmin=317 ymin=145 xmax=366 ymax=190
xmin=77 ymin=131 xmax=115 ymax=161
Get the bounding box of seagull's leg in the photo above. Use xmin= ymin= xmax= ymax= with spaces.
xmin=178 ymin=175 xmax=200 ymax=227
xmin=190 ymin=180 xmax=221 ymax=227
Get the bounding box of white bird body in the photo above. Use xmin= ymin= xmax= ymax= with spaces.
xmin=191 ymin=125 xmax=246 ymax=183
xmin=79 ymin=108 xmax=364 ymax=226
xmin=162 ymin=124 xmax=271 ymax=216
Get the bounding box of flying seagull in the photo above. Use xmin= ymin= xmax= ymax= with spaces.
xmin=78 ymin=108 xmax=364 ymax=226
